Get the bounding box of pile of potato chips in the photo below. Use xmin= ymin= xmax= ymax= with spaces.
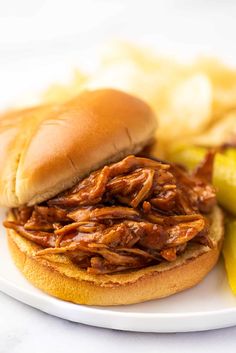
xmin=42 ymin=41 xmax=236 ymax=157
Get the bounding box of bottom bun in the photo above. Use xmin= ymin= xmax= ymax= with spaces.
xmin=6 ymin=206 xmax=224 ymax=306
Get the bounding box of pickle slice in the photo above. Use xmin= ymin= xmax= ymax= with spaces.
xmin=213 ymin=153 xmax=236 ymax=214
xmin=223 ymin=219 xmax=236 ymax=294
xmin=224 ymin=148 xmax=236 ymax=161
xmin=167 ymin=144 xmax=207 ymax=170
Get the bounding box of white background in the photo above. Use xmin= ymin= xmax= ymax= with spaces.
xmin=1 ymin=0 xmax=236 ymax=352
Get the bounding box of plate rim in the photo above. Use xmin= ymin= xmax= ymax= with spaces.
xmin=1 ymin=275 xmax=236 ymax=319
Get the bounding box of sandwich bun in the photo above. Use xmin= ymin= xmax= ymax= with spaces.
xmin=6 ymin=206 xmax=223 ymax=306
xmin=0 ymin=89 xmax=156 ymax=207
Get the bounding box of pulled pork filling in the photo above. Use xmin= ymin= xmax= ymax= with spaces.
xmin=4 ymin=155 xmax=216 ymax=274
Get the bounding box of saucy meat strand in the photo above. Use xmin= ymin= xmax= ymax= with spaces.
xmin=4 ymin=155 xmax=216 ymax=274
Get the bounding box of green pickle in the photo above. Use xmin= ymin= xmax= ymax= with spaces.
xmin=224 ymin=148 xmax=236 ymax=161
xmin=213 ymin=152 xmax=236 ymax=215
xmin=223 ymin=220 xmax=236 ymax=294
xmin=167 ymin=144 xmax=207 ymax=171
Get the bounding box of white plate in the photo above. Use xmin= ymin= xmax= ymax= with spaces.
xmin=0 ymin=208 xmax=236 ymax=332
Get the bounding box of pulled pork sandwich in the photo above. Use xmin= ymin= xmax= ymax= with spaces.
xmin=1 ymin=89 xmax=223 ymax=305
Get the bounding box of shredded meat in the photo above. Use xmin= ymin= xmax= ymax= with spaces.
xmin=4 ymin=155 xmax=216 ymax=274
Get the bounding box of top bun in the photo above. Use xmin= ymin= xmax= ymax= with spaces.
xmin=0 ymin=89 xmax=157 ymax=207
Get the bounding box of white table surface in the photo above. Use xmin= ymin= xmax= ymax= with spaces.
xmin=1 ymin=0 xmax=236 ymax=351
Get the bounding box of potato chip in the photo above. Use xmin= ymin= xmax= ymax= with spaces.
xmin=42 ymin=69 xmax=88 ymax=104
xmin=193 ymin=57 xmax=236 ymax=117
xmin=192 ymin=110 xmax=236 ymax=147
xmin=156 ymin=74 xmax=212 ymax=141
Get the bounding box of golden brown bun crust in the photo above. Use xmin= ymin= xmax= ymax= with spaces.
xmin=0 ymin=89 xmax=157 ymax=207
xmin=6 ymin=206 xmax=224 ymax=306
